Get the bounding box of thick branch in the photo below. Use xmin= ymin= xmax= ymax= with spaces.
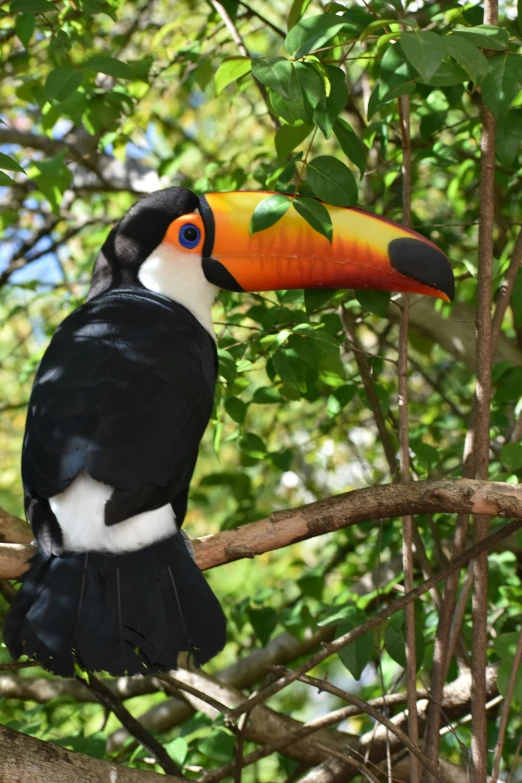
xmin=2 ymin=478 xmax=522 ymax=579
xmin=0 ymin=724 xmax=175 ymax=783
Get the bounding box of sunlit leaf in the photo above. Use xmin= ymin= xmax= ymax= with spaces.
xmin=292 ymin=196 xmax=332 ymax=242
xmin=250 ymin=193 xmax=291 ymax=234
xmin=0 ymin=152 xmax=25 ymax=173
xmin=275 ymin=123 xmax=313 ymax=161
xmin=285 ymin=14 xmax=355 ymax=59
xmin=84 ymin=55 xmax=134 ymax=80
xmin=307 ymin=155 xmax=357 ymax=207
xmin=214 ymin=56 xmax=251 ymax=94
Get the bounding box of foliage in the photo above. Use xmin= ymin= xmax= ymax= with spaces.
xmin=1 ymin=0 xmax=522 ymax=781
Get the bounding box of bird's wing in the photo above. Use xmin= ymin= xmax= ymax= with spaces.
xmin=22 ymin=289 xmax=217 ymax=527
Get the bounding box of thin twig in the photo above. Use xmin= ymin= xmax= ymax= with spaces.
xmin=82 ymin=673 xmax=184 ymax=777
xmin=156 ymin=672 xmax=235 ymax=718
xmin=293 ymin=673 xmax=444 ymax=783
xmin=235 ymin=0 xmax=285 ymax=37
xmin=340 ymin=306 xmax=399 ymax=479
xmin=227 ymin=518 xmax=522 ymax=720
xmin=209 ymin=0 xmax=279 ymax=129
xmin=506 ymin=733 xmax=522 ymax=783
xmin=311 ymin=743 xmax=382 ymax=783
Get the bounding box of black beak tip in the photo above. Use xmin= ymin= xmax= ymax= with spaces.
xmin=388 ymin=237 xmax=455 ymax=302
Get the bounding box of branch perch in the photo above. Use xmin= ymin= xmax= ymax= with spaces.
xmin=2 ymin=478 xmax=522 ymax=579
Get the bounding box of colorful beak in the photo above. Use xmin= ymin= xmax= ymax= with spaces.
xmin=199 ymin=192 xmax=454 ymax=302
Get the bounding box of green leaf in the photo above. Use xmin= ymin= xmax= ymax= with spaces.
xmin=310 ymin=330 xmax=339 ymax=357
xmin=287 ymin=0 xmax=313 ymax=30
xmin=500 ymin=443 xmax=522 ymax=473
xmin=419 ymin=110 xmax=447 ymax=140
xmin=411 ymin=439 xmax=439 ymax=471
xmin=384 ymin=613 xmax=425 ymax=671
xmin=33 ymin=150 xmax=72 ymax=213
xmin=164 ymin=737 xmax=188 ymax=767
xmin=225 ymin=396 xmax=247 ymax=424
xmin=327 ymin=384 xmax=357 ymax=416
xmin=0 ymin=152 xmax=25 ymax=173
xmin=496 ymin=109 xmax=522 ymax=168
xmin=494 ymin=367 xmax=522 ymax=403
xmin=248 ymin=606 xmax=278 ymax=645
xmin=275 ymin=123 xmax=313 ymax=161
xmin=481 ymin=54 xmax=522 ymax=121
xmin=304 ymin=288 xmax=336 ymax=314
xmin=214 ymin=56 xmax=251 ymax=94
xmin=273 ymin=347 xmax=307 ymax=392
xmin=218 ymin=348 xmax=236 ymax=384
xmin=294 ymin=62 xmax=325 ymax=110
xmin=271 ymin=447 xmax=293 ymax=470
xmin=298 ymin=567 xmax=324 ymax=600
xmin=45 ymin=67 xmax=84 ymax=102
xmin=446 ymin=34 xmax=488 ymax=83
xmin=285 ymin=14 xmax=354 ymax=59
xmin=252 ymin=386 xmax=282 ymax=404
xmin=336 ymin=610 xmax=375 ymax=680
xmin=498 ymin=658 xmax=522 ymax=706
xmin=84 ymin=55 xmax=134 ymax=80
xmin=307 ymin=155 xmax=357 ymax=207
xmin=453 ymin=24 xmax=509 ymax=51
xmin=15 ymin=13 xmax=34 ymax=47
xmin=239 ymin=432 xmax=266 ymax=459
xmin=10 ymin=0 xmax=54 ymax=11
xmin=416 ymin=61 xmax=468 ymax=87
xmin=250 ymin=193 xmax=291 ymax=234
xmin=269 ymin=88 xmax=308 ymax=125
xmin=292 ymin=197 xmax=332 ymax=242
xmin=400 ymin=31 xmax=447 ymax=82
xmin=312 ymin=64 xmax=347 ymax=138
xmin=0 ymin=172 xmax=14 ymax=185
xmin=252 ymin=57 xmax=300 ymax=102
xmin=199 ymin=727 xmax=235 ymax=763
xmin=368 ymin=42 xmax=415 ymax=117
xmin=355 ymin=289 xmax=390 ymax=317
xmin=333 ymin=118 xmax=366 ymax=177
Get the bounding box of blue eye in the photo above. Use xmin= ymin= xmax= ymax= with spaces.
xmin=179 ymin=223 xmax=201 ymax=249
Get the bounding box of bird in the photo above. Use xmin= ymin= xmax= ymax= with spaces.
xmin=3 ymin=187 xmax=454 ymax=677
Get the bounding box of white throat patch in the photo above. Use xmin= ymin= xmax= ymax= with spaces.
xmin=138 ymin=244 xmax=218 ymax=337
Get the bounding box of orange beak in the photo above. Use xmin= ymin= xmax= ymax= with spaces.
xmin=199 ymin=192 xmax=454 ymax=301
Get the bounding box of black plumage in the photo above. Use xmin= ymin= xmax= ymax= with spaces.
xmin=5 ymin=285 xmax=227 ymax=675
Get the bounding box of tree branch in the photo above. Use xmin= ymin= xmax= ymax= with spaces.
xmin=226 ymin=518 xmax=521 ymax=719
xmin=3 ymin=478 xmax=522 ymax=579
xmin=0 ymin=723 xmax=177 ymax=783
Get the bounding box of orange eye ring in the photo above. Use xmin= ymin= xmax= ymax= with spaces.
xmin=164 ymin=213 xmax=205 ymax=253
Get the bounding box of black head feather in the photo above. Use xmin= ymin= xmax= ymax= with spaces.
xmin=88 ymin=187 xmax=199 ymax=299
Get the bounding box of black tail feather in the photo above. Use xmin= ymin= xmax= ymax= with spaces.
xmin=3 ymin=534 xmax=226 ymax=677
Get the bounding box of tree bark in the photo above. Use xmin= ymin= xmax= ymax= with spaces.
xmin=0 ymin=724 xmax=176 ymax=783
xmin=1 ymin=478 xmax=522 ymax=579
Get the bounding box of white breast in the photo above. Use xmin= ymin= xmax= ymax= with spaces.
xmin=138 ymin=244 xmax=218 ymax=338
xmin=49 ymin=473 xmax=177 ymax=554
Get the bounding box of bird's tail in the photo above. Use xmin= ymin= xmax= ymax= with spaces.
xmin=3 ymin=534 xmax=226 ymax=676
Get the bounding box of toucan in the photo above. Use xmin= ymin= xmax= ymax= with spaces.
xmin=4 ymin=188 xmax=454 ymax=677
